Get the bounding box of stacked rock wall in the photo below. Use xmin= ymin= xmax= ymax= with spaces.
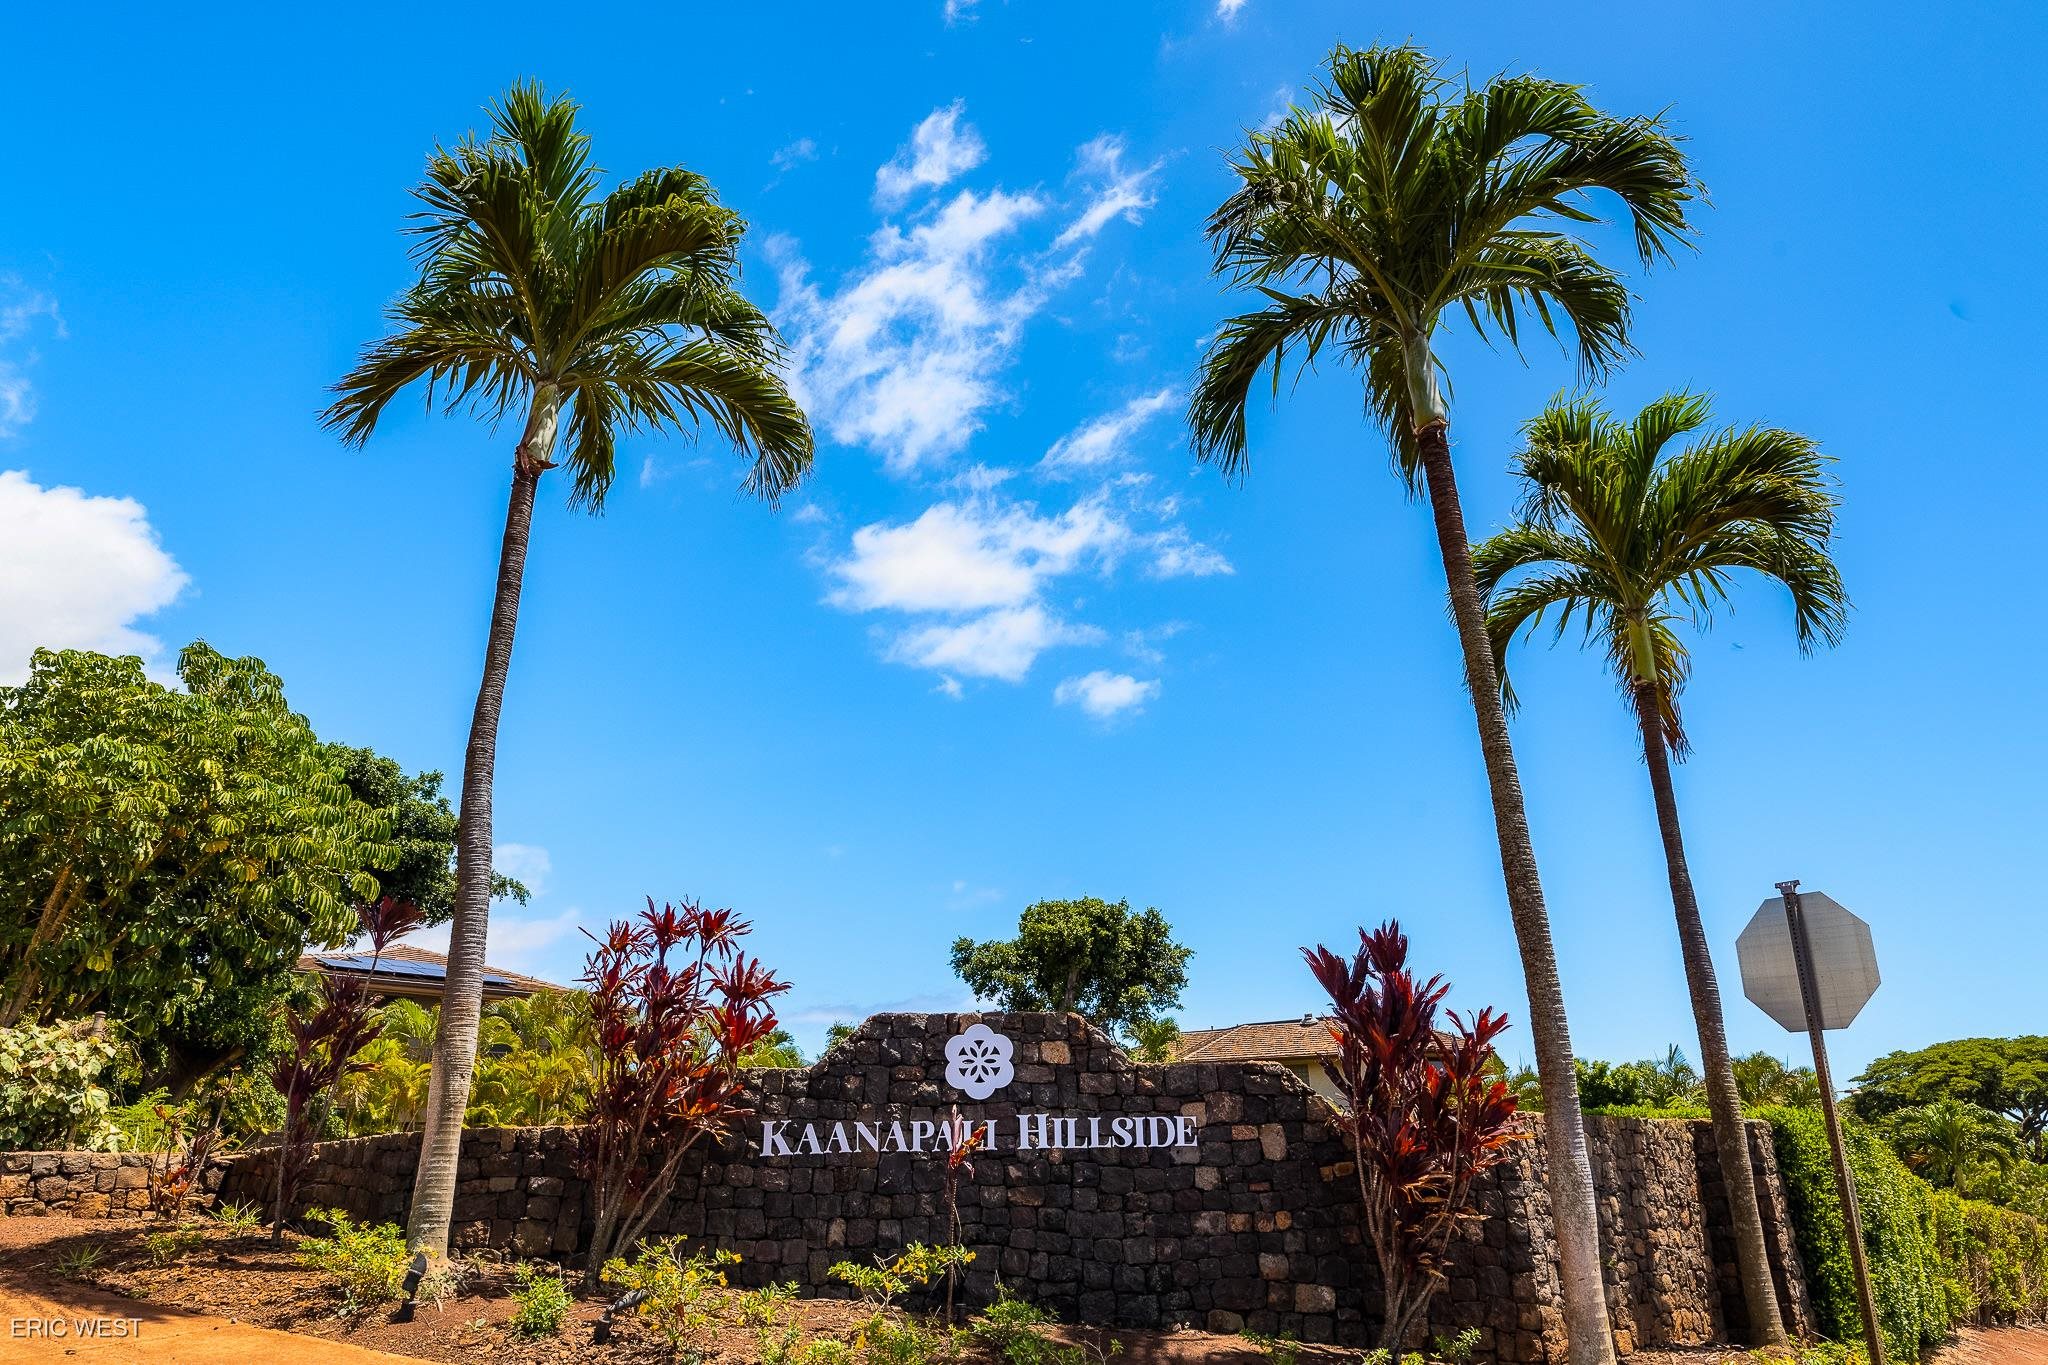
xmin=0 ymin=1150 xmax=224 ymax=1217
xmin=217 ymin=1012 xmax=1812 ymax=1360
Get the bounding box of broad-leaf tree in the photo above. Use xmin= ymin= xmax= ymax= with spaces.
xmin=1853 ymin=1038 xmax=2048 ymax=1160
xmin=1475 ymin=391 xmax=1846 ymax=1344
xmin=950 ymin=896 xmax=1192 ymax=1043
xmin=0 ymin=645 xmax=396 ymax=1086
xmin=324 ymin=84 xmax=813 ymax=1255
xmin=1184 ymin=45 xmax=1695 ymax=1362
xmin=326 ymin=746 xmax=529 ymax=923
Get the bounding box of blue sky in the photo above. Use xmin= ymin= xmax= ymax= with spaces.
xmin=3 ymin=2 xmax=2042 ymax=1080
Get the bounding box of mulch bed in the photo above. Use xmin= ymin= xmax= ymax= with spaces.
xmin=0 ymin=1216 xmax=1338 ymax=1363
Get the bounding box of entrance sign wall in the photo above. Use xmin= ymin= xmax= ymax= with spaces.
xmin=220 ymin=1012 xmax=1816 ymax=1361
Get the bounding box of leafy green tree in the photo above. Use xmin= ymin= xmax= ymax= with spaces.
xmin=326 ymin=746 xmax=529 ymax=923
xmin=324 ymin=84 xmax=812 ymax=1255
xmin=0 ymin=645 xmax=396 ymax=1087
xmin=1853 ymin=1037 xmax=2048 ymax=1158
xmin=1574 ymin=1058 xmax=1651 ymax=1110
xmin=1184 ymin=45 xmax=1694 ymax=1363
xmin=1475 ymin=391 xmax=1845 ymax=1345
xmin=1885 ymin=1099 xmax=2023 ymax=1195
xmin=950 ymin=897 xmax=1191 ymax=1043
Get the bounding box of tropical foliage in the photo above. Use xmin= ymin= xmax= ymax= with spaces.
xmin=323 ymin=80 xmax=813 ymax=1255
xmin=1764 ymin=1106 xmax=2048 ymax=1357
xmin=578 ymin=898 xmax=788 ymax=1285
xmin=1853 ymin=1037 xmax=2048 ymax=1159
xmin=325 ymin=745 xmax=530 ymax=923
xmin=0 ymin=1015 xmax=121 ymax=1149
xmin=1185 ymin=45 xmax=1697 ymax=1363
xmin=0 ymin=645 xmax=399 ymax=1087
xmin=1304 ymin=921 xmax=1524 ymax=1350
xmin=950 ymin=897 xmax=1191 ymax=1044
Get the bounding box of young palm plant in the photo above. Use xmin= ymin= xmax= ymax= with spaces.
xmin=1474 ymin=390 xmax=1848 ymax=1345
xmin=324 ymin=84 xmax=813 ymax=1255
xmin=1186 ymin=44 xmax=1695 ymax=1364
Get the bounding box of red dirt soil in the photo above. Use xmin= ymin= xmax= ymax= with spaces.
xmin=2 ymin=1216 xmax=2044 ymax=1364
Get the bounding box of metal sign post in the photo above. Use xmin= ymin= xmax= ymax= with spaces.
xmin=1775 ymin=879 xmax=1886 ymax=1365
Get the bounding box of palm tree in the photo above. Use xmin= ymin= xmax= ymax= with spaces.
xmin=1731 ymin=1052 xmax=1821 ymax=1109
xmin=1474 ymin=391 xmax=1847 ymax=1346
xmin=1185 ymin=45 xmax=1695 ymax=1364
xmin=1888 ymin=1099 xmax=2022 ymax=1194
xmin=324 ymin=85 xmax=813 ymax=1255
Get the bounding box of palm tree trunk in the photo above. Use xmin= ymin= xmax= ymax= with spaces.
xmin=404 ymin=393 xmax=559 ymax=1256
xmin=1634 ymin=685 xmax=1787 ymax=1346
xmin=1414 ymin=424 xmax=1616 ymax=1365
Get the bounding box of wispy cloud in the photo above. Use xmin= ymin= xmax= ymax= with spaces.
xmin=1042 ymin=388 xmax=1177 ymax=474
xmin=492 ymin=842 xmax=553 ymax=897
xmin=1217 ymin=0 xmax=1250 ymax=21
xmin=942 ymin=0 xmax=980 ymax=25
xmin=0 ymin=281 xmax=63 ymax=439
xmin=1053 ymin=136 xmax=1163 ymax=251
xmin=0 ymin=470 xmax=189 ymax=684
xmin=771 ymin=137 xmax=819 ymax=173
xmin=875 ymin=101 xmax=988 ymax=206
xmin=1054 ymin=670 xmax=1160 ymax=720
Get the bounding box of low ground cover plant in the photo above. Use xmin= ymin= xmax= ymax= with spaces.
xmin=143 ymin=1227 xmax=206 ymax=1265
xmin=600 ymin=1235 xmax=741 ymax=1351
xmin=296 ymin=1208 xmax=412 ymax=1314
xmin=509 ymin=1262 xmax=572 ymax=1338
xmin=829 ymin=1244 xmax=975 ymax=1311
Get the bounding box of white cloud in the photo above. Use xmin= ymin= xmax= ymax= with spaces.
xmin=0 ymin=469 xmax=189 ymax=683
xmin=1053 ymin=136 xmax=1163 ymax=251
xmin=773 ymin=185 xmax=1049 ymax=474
xmin=889 ymin=604 xmax=1102 ymax=682
xmin=492 ymin=842 xmax=553 ymax=897
xmin=829 ymin=495 xmax=1128 ymax=614
xmin=1054 ymin=670 xmax=1160 ymax=720
xmin=1042 ymin=388 xmax=1176 ymax=473
xmin=771 ymin=137 xmax=819 ymax=172
xmin=1217 ymin=0 xmax=1250 ymax=20
xmin=942 ymin=0 xmax=979 ymax=22
xmin=1146 ymin=525 xmax=1233 ymax=579
xmin=875 ymin=102 xmax=988 ymax=206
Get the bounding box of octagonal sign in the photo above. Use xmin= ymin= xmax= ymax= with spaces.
xmin=1737 ymin=891 xmax=1880 ymax=1033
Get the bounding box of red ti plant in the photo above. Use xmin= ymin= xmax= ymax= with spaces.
xmin=577 ymin=898 xmax=788 ymax=1288
xmin=941 ymin=1103 xmax=987 ymax=1322
xmin=269 ymin=897 xmax=423 ymax=1240
xmin=1304 ymin=920 xmax=1526 ymax=1352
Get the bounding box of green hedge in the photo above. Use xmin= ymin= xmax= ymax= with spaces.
xmin=1762 ymin=1106 xmax=2048 ymax=1358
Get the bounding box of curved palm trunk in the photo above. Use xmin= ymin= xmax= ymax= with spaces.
xmin=1415 ymin=425 xmax=1616 ymax=1365
xmin=405 ymin=396 xmax=558 ymax=1256
xmin=1634 ymin=686 xmax=1787 ymax=1346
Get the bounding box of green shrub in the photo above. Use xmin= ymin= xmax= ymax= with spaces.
xmin=794 ymin=1343 xmax=854 ymax=1365
xmin=967 ymin=1289 xmax=1120 ymax=1365
xmin=599 ymin=1236 xmax=738 ymax=1349
xmin=509 ymin=1262 xmax=572 ymax=1338
xmin=143 ymin=1228 xmax=205 ymax=1265
xmin=827 ymin=1244 xmax=973 ymax=1309
xmin=860 ymin=1312 xmax=961 ymax=1363
xmin=0 ymin=1017 xmax=121 ymax=1150
xmin=1763 ymin=1106 xmax=2048 ymax=1358
xmin=297 ymin=1208 xmax=412 ymax=1313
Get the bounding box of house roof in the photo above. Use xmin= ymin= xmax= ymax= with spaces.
xmin=297 ymin=944 xmax=566 ymax=1002
xmin=1175 ymin=1015 xmax=1339 ymax=1064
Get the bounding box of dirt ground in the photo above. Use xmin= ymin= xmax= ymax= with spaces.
xmin=2 ymin=1216 xmax=2044 ymax=1364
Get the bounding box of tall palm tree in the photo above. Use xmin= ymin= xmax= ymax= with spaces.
xmin=1474 ymin=391 xmax=1847 ymax=1346
xmin=324 ymin=85 xmax=813 ymax=1255
xmin=1186 ymin=45 xmax=1694 ymax=1364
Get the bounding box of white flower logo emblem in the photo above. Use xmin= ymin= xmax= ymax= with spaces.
xmin=944 ymin=1023 xmax=1015 ymax=1100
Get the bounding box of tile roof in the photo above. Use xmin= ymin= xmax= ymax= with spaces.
xmin=297 ymin=944 xmax=567 ymax=999
xmin=1174 ymin=1015 xmax=1339 ymax=1064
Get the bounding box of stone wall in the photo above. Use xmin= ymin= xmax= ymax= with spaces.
xmin=218 ymin=1012 xmax=1813 ymax=1360
xmin=0 ymin=1150 xmax=225 ymax=1218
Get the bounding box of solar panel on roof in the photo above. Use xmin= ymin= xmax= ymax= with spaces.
xmin=312 ymin=954 xmax=527 ymax=990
